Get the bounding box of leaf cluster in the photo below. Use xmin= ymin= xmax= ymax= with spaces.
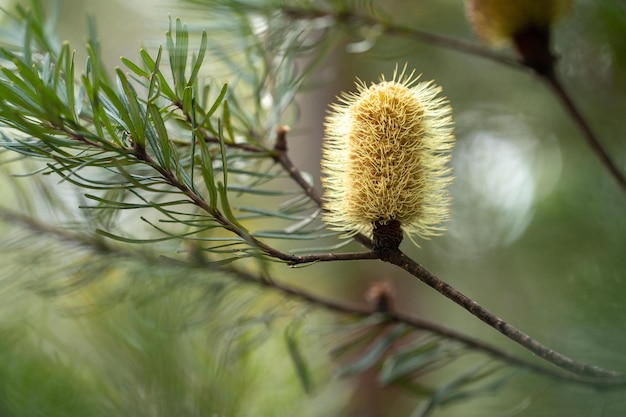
xmin=0 ymin=0 xmax=339 ymax=267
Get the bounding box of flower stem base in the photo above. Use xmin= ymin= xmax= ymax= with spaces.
xmin=513 ymin=26 xmax=555 ymax=77
xmin=372 ymin=220 xmax=403 ymax=251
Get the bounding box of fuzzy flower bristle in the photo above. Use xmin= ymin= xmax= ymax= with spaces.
xmin=321 ymin=67 xmax=454 ymax=247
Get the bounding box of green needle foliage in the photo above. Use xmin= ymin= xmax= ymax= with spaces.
xmin=0 ymin=1 xmax=625 ymax=417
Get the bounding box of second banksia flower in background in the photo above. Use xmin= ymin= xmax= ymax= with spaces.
xmin=466 ymin=0 xmax=573 ymax=75
xmin=321 ymin=67 xmax=454 ymax=250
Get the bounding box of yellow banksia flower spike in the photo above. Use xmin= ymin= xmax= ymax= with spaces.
xmin=466 ymin=0 xmax=573 ymax=75
xmin=321 ymin=66 xmax=455 ymax=250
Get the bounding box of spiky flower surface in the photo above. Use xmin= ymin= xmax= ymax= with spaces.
xmin=466 ymin=0 xmax=573 ymax=45
xmin=321 ymin=68 xmax=454 ymax=244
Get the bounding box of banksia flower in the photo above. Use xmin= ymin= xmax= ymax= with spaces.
xmin=466 ymin=0 xmax=573 ymax=75
xmin=321 ymin=67 xmax=454 ymax=250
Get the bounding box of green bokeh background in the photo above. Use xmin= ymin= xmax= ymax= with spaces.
xmin=1 ymin=0 xmax=625 ymax=416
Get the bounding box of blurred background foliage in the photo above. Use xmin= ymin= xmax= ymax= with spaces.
xmin=0 ymin=0 xmax=625 ymax=416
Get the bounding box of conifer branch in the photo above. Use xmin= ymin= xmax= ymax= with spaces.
xmin=274 ymin=129 xmax=626 ymax=384
xmin=131 ymin=140 xmax=374 ymax=264
xmin=1 ymin=205 xmax=623 ymax=388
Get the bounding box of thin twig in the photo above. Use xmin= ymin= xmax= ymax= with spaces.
xmin=387 ymin=310 xmax=621 ymax=387
xmin=268 ymin=249 xmax=380 ymax=265
xmin=272 ymin=126 xmax=375 ymax=250
xmin=174 ymin=100 xmax=271 ymax=154
xmin=272 ymin=126 xmax=322 ymax=205
xmin=281 ymin=6 xmax=524 ymax=71
xmin=542 ymin=73 xmax=626 ymax=193
xmin=197 ymin=131 xmax=270 ymax=154
xmin=378 ymin=248 xmax=624 ymax=380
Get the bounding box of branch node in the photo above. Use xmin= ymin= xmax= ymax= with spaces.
xmin=274 ymin=125 xmax=290 ymax=152
xmin=366 ymin=281 xmax=396 ymax=313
